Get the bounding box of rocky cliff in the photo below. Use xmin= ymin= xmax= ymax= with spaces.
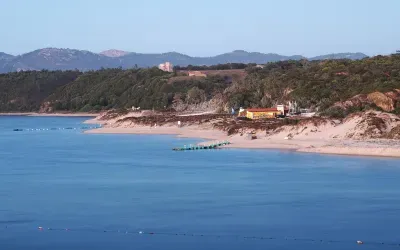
xmin=335 ymin=90 xmax=400 ymax=112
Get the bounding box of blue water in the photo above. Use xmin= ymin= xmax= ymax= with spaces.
xmin=1 ymin=116 xmax=400 ymax=250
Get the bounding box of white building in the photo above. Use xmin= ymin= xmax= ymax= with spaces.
xmin=158 ymin=62 xmax=174 ymax=72
xmin=277 ymin=104 xmax=285 ymax=114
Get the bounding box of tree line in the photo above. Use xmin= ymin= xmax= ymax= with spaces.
xmin=174 ymin=63 xmax=250 ymax=71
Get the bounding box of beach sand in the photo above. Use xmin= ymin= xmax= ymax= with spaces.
xmin=86 ymin=126 xmax=400 ymax=158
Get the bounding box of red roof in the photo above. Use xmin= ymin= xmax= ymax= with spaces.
xmin=247 ymin=108 xmax=279 ymax=112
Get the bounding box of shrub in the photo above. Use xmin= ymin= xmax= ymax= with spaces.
xmin=321 ymin=107 xmax=346 ymax=118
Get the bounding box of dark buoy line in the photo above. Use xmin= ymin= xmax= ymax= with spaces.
xmin=12 ymin=125 xmax=101 ymax=132
xmin=173 ymin=141 xmax=230 ymax=151
xmin=30 ymin=226 xmax=400 ymax=248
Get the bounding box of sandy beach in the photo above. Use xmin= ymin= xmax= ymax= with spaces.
xmin=86 ymin=125 xmax=400 ymax=158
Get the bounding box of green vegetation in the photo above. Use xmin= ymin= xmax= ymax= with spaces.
xmin=236 ymin=55 xmax=400 ymax=111
xmin=0 ymin=70 xmax=81 ymax=112
xmin=1 ymin=55 xmax=400 ymax=116
xmin=174 ymin=63 xmax=250 ymax=71
xmin=46 ymin=67 xmax=229 ymax=112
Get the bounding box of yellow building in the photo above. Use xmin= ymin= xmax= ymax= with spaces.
xmin=245 ymin=108 xmax=282 ymax=119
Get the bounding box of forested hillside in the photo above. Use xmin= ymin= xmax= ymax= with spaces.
xmin=44 ymin=68 xmax=229 ymax=112
xmin=228 ymin=55 xmax=400 ymax=116
xmin=1 ymin=54 xmax=399 ymax=116
xmin=0 ymin=70 xmax=81 ymax=111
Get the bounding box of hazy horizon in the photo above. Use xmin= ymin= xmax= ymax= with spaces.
xmin=1 ymin=47 xmax=372 ymax=58
xmin=1 ymin=0 xmax=399 ymax=57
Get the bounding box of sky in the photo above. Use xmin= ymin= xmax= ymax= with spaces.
xmin=1 ymin=0 xmax=399 ymax=57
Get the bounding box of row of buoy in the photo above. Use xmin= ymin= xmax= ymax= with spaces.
xmin=13 ymin=126 xmax=101 ymax=132
xmin=33 ymin=226 xmax=398 ymax=247
xmin=173 ymin=141 xmax=230 ymax=151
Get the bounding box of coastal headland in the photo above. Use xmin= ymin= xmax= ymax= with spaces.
xmin=2 ymin=56 xmax=400 ymax=158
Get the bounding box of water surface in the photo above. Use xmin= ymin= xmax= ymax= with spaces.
xmin=1 ymin=116 xmax=400 ymax=250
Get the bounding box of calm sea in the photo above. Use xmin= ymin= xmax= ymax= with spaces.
xmin=1 ymin=116 xmax=400 ymax=250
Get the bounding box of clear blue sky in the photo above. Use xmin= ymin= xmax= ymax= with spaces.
xmin=1 ymin=0 xmax=399 ymax=56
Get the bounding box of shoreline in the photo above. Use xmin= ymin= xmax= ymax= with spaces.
xmin=0 ymin=112 xmax=99 ymax=117
xmin=85 ymin=126 xmax=226 ymax=140
xmin=85 ymin=126 xmax=400 ymax=158
xmin=297 ymin=146 xmax=400 ymax=159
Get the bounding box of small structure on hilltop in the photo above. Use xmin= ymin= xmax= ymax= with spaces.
xmin=158 ymin=62 xmax=174 ymax=72
xmin=188 ymin=71 xmax=207 ymax=77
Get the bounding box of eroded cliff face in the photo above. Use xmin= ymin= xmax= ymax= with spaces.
xmin=335 ymin=90 xmax=400 ymax=112
xmin=268 ymin=111 xmax=400 ymax=140
xmin=344 ymin=111 xmax=400 ymax=139
xmin=367 ymin=92 xmax=396 ymax=112
xmin=39 ymin=102 xmax=53 ymax=113
xmin=171 ymin=95 xmax=226 ymax=113
xmin=334 ymin=94 xmax=371 ymax=109
xmin=386 ymin=125 xmax=400 ymax=139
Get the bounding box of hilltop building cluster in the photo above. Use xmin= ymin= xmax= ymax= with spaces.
xmin=158 ymin=62 xmax=174 ymax=72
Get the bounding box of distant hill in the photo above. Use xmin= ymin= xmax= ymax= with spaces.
xmin=197 ymin=50 xmax=305 ymax=64
xmin=0 ymin=48 xmax=369 ymax=73
xmin=0 ymin=52 xmax=15 ymax=71
xmin=309 ymin=53 xmax=368 ymax=61
xmin=0 ymin=52 xmax=14 ymax=60
xmin=0 ymin=48 xmax=117 ymax=73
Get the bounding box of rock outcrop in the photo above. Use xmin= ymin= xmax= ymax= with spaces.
xmin=335 ymin=90 xmax=400 ymax=112
xmin=334 ymin=94 xmax=371 ymax=109
xmin=39 ymin=102 xmax=53 ymax=113
xmin=367 ymin=92 xmax=395 ymax=112
xmin=99 ymin=49 xmax=130 ymax=58
xmin=386 ymin=125 xmax=400 ymax=139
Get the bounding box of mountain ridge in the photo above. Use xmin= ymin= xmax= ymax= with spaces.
xmin=0 ymin=52 xmax=15 ymax=60
xmin=100 ymin=49 xmax=130 ymax=57
xmin=0 ymin=48 xmax=369 ymax=73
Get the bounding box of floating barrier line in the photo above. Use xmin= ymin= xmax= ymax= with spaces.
xmin=13 ymin=126 xmax=101 ymax=132
xmin=31 ymin=226 xmax=400 ymax=247
xmin=173 ymin=141 xmax=230 ymax=151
